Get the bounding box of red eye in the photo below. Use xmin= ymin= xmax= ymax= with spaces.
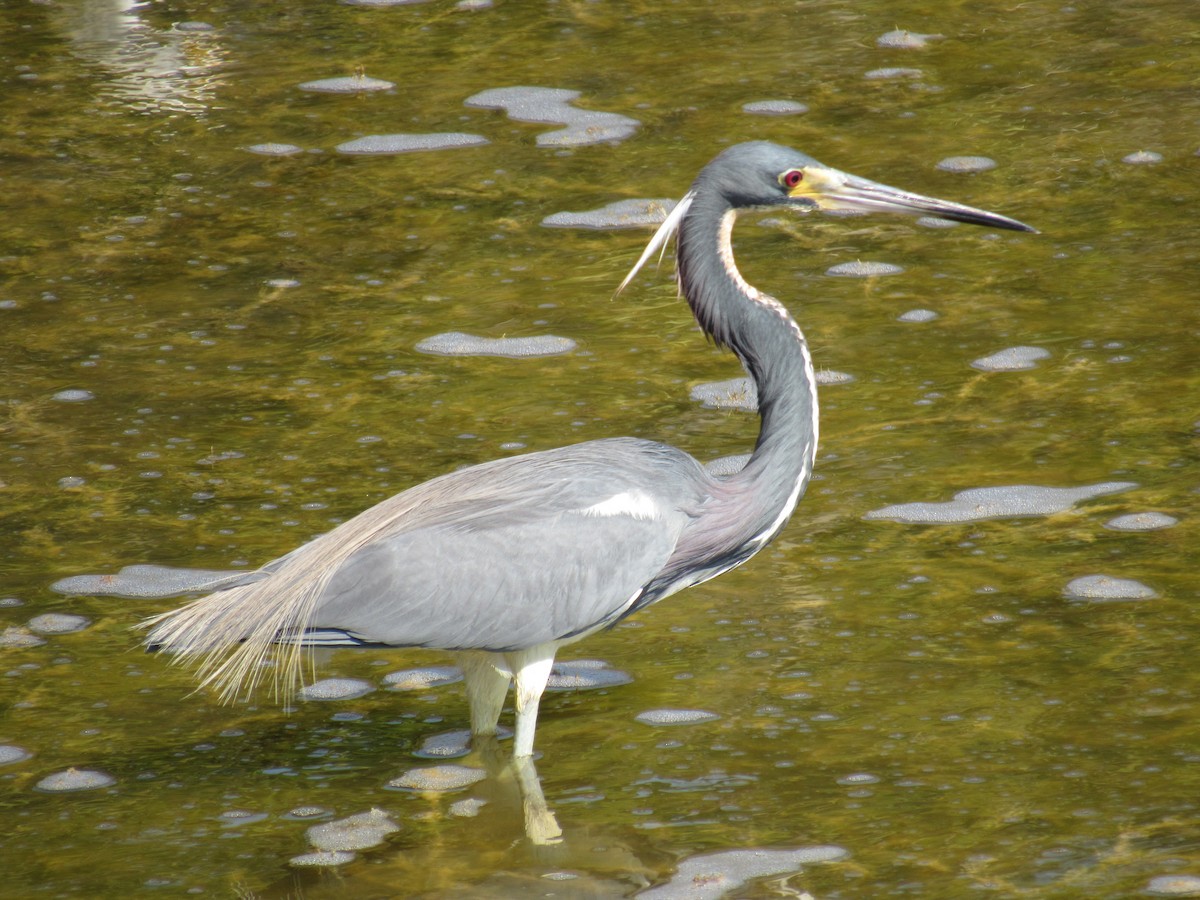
xmin=782 ymin=169 xmax=804 ymax=188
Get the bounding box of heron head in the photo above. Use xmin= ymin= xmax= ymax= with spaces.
xmin=617 ymin=142 xmax=1035 ymax=295
xmin=705 ymin=141 xmax=1035 ymax=233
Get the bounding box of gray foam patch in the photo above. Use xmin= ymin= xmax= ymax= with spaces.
xmin=865 ymin=67 xmax=924 ymax=80
xmin=1063 ymin=574 xmax=1158 ymax=602
xmin=635 ymin=708 xmax=720 ymax=726
xmin=691 ymin=377 xmax=759 ymax=412
xmin=389 ymin=764 xmax=487 ymax=792
xmin=937 ymin=156 xmax=998 ymax=173
xmin=0 ymin=627 xmax=45 ymax=649
xmin=335 ymin=133 xmax=489 ymax=155
xmin=383 ymin=666 xmax=463 ymax=690
xmin=298 ymin=75 xmax=394 ymax=93
xmin=449 ymin=797 xmax=487 ymax=817
xmin=307 ymin=810 xmax=399 ymax=852
xmin=546 ymin=658 xmax=633 ymax=691
xmin=742 ymin=100 xmax=809 ymax=116
xmin=299 ymin=678 xmax=375 ymax=701
xmin=51 ymin=565 xmax=245 ymax=598
xmin=1104 ymin=512 xmax=1178 ymax=531
xmin=35 ymin=768 xmax=116 ymax=792
xmin=825 ymin=261 xmax=904 ymax=277
xmin=245 ymin=143 xmax=304 ymax=156
xmin=415 ymin=331 xmax=575 ymax=358
xmin=0 ymin=745 xmax=32 ymax=765
xmin=28 ymin=613 xmax=90 ymax=635
xmin=865 ymin=482 xmax=1138 ymax=524
xmin=876 ymin=29 xmax=943 ymax=48
xmin=542 ymin=198 xmax=676 ymax=230
xmin=691 ymin=372 xmax=850 ymax=412
xmin=1145 ymin=875 xmax=1200 ymax=896
xmin=464 ymin=86 xmax=639 ymax=146
xmin=972 ymin=346 xmax=1051 ymax=371
xmin=290 ymin=850 xmax=356 ymax=867
xmin=414 ymin=729 xmax=473 ymax=759
xmin=704 ymin=454 xmax=752 ymax=477
xmin=639 ymin=846 xmax=850 ymax=899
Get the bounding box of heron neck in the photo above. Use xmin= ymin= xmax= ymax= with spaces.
xmin=677 ymin=198 xmax=819 ymax=533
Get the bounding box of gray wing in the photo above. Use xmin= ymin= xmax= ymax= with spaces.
xmin=303 ymin=438 xmax=710 ymax=651
xmin=311 ymin=507 xmax=682 ymax=650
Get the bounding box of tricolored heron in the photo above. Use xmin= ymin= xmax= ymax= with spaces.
xmin=127 ymin=142 xmax=1034 ymax=760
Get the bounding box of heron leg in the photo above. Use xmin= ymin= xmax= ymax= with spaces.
xmin=506 ymin=644 xmax=557 ymax=758
xmin=455 ymin=651 xmax=512 ymax=740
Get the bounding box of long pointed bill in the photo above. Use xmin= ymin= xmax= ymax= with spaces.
xmin=791 ymin=168 xmax=1037 ymax=233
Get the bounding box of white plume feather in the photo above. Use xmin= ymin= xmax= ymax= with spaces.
xmin=615 ymin=191 xmax=695 ymax=294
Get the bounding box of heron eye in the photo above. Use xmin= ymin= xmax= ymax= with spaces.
xmin=781 ymin=169 xmax=804 ymax=189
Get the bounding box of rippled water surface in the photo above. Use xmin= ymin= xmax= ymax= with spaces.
xmin=2 ymin=1 xmax=1197 ymax=897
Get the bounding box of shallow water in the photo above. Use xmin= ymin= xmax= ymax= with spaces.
xmin=2 ymin=0 xmax=1198 ymax=897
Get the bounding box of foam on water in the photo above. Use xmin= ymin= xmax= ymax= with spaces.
xmin=299 ymin=678 xmax=375 ymax=701
xmin=389 ymin=764 xmax=487 ymax=792
xmin=865 ymin=482 xmax=1137 ymax=524
xmin=639 ymin=846 xmax=850 ymax=899
xmin=542 ymin=199 xmax=676 ymax=230
xmin=415 ymin=332 xmax=575 ymax=358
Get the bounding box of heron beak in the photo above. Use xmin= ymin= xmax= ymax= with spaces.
xmin=790 ymin=167 xmax=1037 ymax=233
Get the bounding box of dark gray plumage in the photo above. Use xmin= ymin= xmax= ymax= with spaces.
xmin=69 ymin=142 xmax=1034 ymax=761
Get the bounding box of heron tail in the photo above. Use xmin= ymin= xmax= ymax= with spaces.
xmin=139 ymin=570 xmax=327 ymax=703
xmin=136 ymin=487 xmax=426 ymax=704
